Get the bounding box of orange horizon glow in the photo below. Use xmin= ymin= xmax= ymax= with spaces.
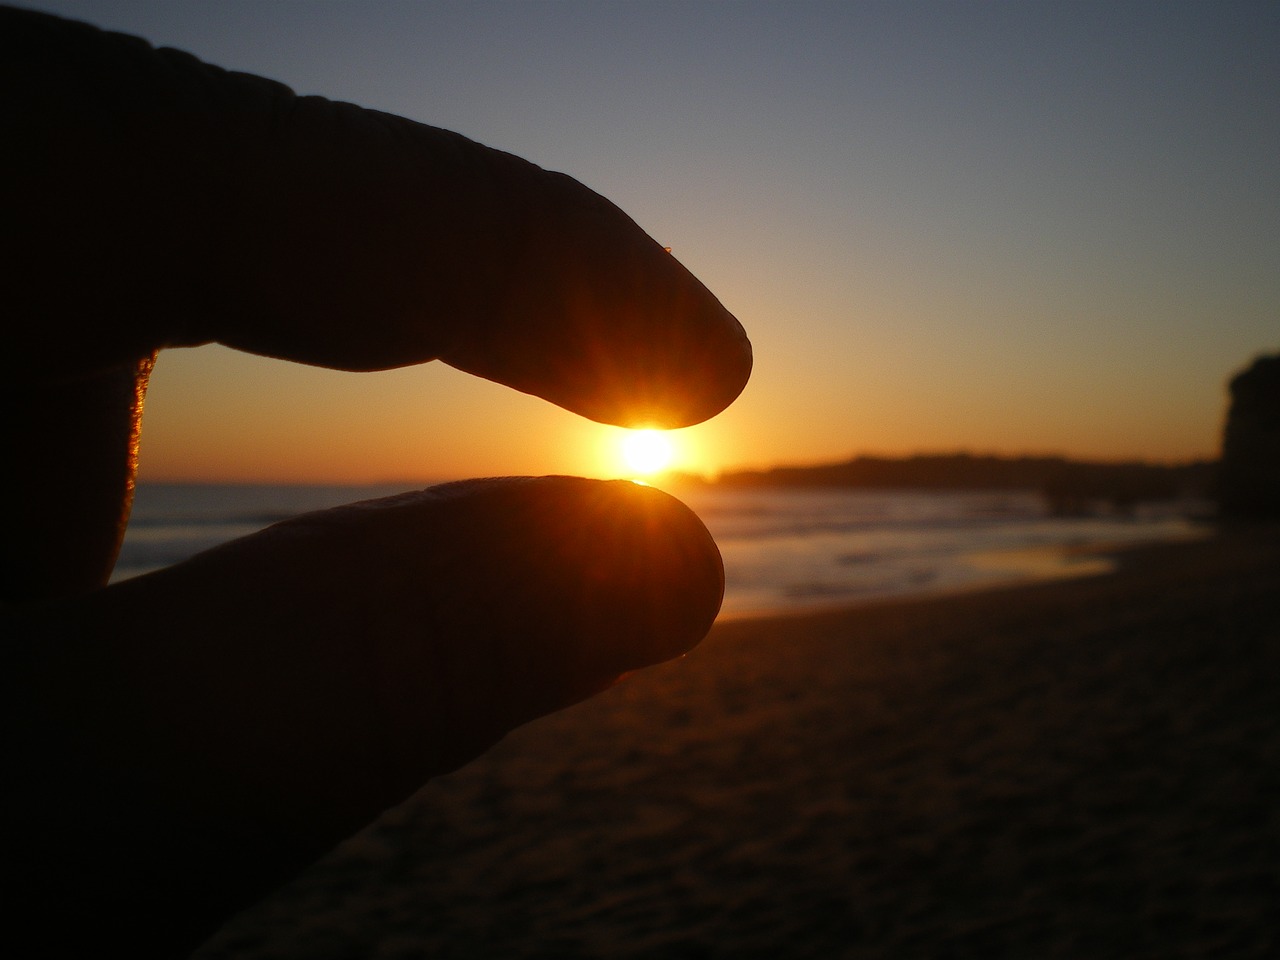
xmin=129 ymin=344 xmax=1230 ymax=486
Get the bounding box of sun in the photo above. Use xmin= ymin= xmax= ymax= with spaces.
xmin=620 ymin=429 xmax=674 ymax=476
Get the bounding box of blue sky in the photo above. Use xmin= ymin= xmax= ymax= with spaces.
xmin=24 ymin=1 xmax=1280 ymax=479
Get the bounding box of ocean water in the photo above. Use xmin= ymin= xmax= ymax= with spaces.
xmin=113 ymin=483 xmax=1208 ymax=617
xmin=675 ymin=486 xmax=1207 ymax=617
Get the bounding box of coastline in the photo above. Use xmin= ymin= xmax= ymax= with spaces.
xmin=714 ymin=521 xmax=1213 ymax=622
xmin=197 ymin=527 xmax=1280 ymax=959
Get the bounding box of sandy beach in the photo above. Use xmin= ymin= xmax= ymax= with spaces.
xmin=195 ymin=527 xmax=1280 ymax=959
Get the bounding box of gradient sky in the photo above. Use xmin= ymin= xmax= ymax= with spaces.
xmin=29 ymin=0 xmax=1280 ymax=482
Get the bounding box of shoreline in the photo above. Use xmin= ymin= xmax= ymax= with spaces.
xmin=197 ymin=525 xmax=1280 ymax=959
xmin=715 ymin=521 xmax=1214 ymax=623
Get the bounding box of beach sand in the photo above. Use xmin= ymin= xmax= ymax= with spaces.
xmin=196 ymin=527 xmax=1280 ymax=958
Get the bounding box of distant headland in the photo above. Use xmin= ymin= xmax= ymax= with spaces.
xmin=667 ymin=351 xmax=1280 ymax=519
xmin=664 ymin=453 xmax=1216 ymax=516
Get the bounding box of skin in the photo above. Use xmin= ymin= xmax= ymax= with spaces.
xmin=1 ymin=8 xmax=751 ymax=958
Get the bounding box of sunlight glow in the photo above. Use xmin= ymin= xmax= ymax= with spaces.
xmin=621 ymin=429 xmax=674 ymax=475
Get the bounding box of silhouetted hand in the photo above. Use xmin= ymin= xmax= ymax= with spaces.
xmin=1 ymin=8 xmax=750 ymax=958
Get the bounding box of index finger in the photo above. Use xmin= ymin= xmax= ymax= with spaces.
xmin=6 ymin=8 xmax=751 ymax=428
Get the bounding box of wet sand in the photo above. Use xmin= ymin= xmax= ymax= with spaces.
xmin=197 ymin=527 xmax=1280 ymax=958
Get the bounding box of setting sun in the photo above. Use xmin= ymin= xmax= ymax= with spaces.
xmin=621 ymin=429 xmax=674 ymax=476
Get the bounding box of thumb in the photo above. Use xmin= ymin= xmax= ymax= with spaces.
xmin=8 ymin=477 xmax=721 ymax=957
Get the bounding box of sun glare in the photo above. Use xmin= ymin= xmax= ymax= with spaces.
xmin=621 ymin=429 xmax=674 ymax=476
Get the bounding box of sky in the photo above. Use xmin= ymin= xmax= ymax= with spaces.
xmin=27 ymin=0 xmax=1280 ymax=482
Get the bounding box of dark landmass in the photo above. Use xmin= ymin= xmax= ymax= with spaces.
xmin=666 ymin=453 xmax=1216 ymax=514
xmin=1218 ymin=352 xmax=1280 ymax=519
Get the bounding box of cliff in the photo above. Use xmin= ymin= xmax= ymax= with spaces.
xmin=1217 ymin=353 xmax=1280 ymax=519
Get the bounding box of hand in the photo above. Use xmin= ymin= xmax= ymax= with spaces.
xmin=2 ymin=8 xmax=750 ymax=958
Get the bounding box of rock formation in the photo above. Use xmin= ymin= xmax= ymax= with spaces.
xmin=1218 ymin=353 xmax=1280 ymax=519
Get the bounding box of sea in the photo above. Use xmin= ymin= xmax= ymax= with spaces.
xmin=113 ymin=482 xmax=1210 ymax=619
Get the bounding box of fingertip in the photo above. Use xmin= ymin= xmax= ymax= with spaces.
xmin=436 ymin=169 xmax=754 ymax=428
xmin=576 ymin=479 xmax=725 ymax=664
xmin=420 ymin=476 xmax=724 ymax=669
